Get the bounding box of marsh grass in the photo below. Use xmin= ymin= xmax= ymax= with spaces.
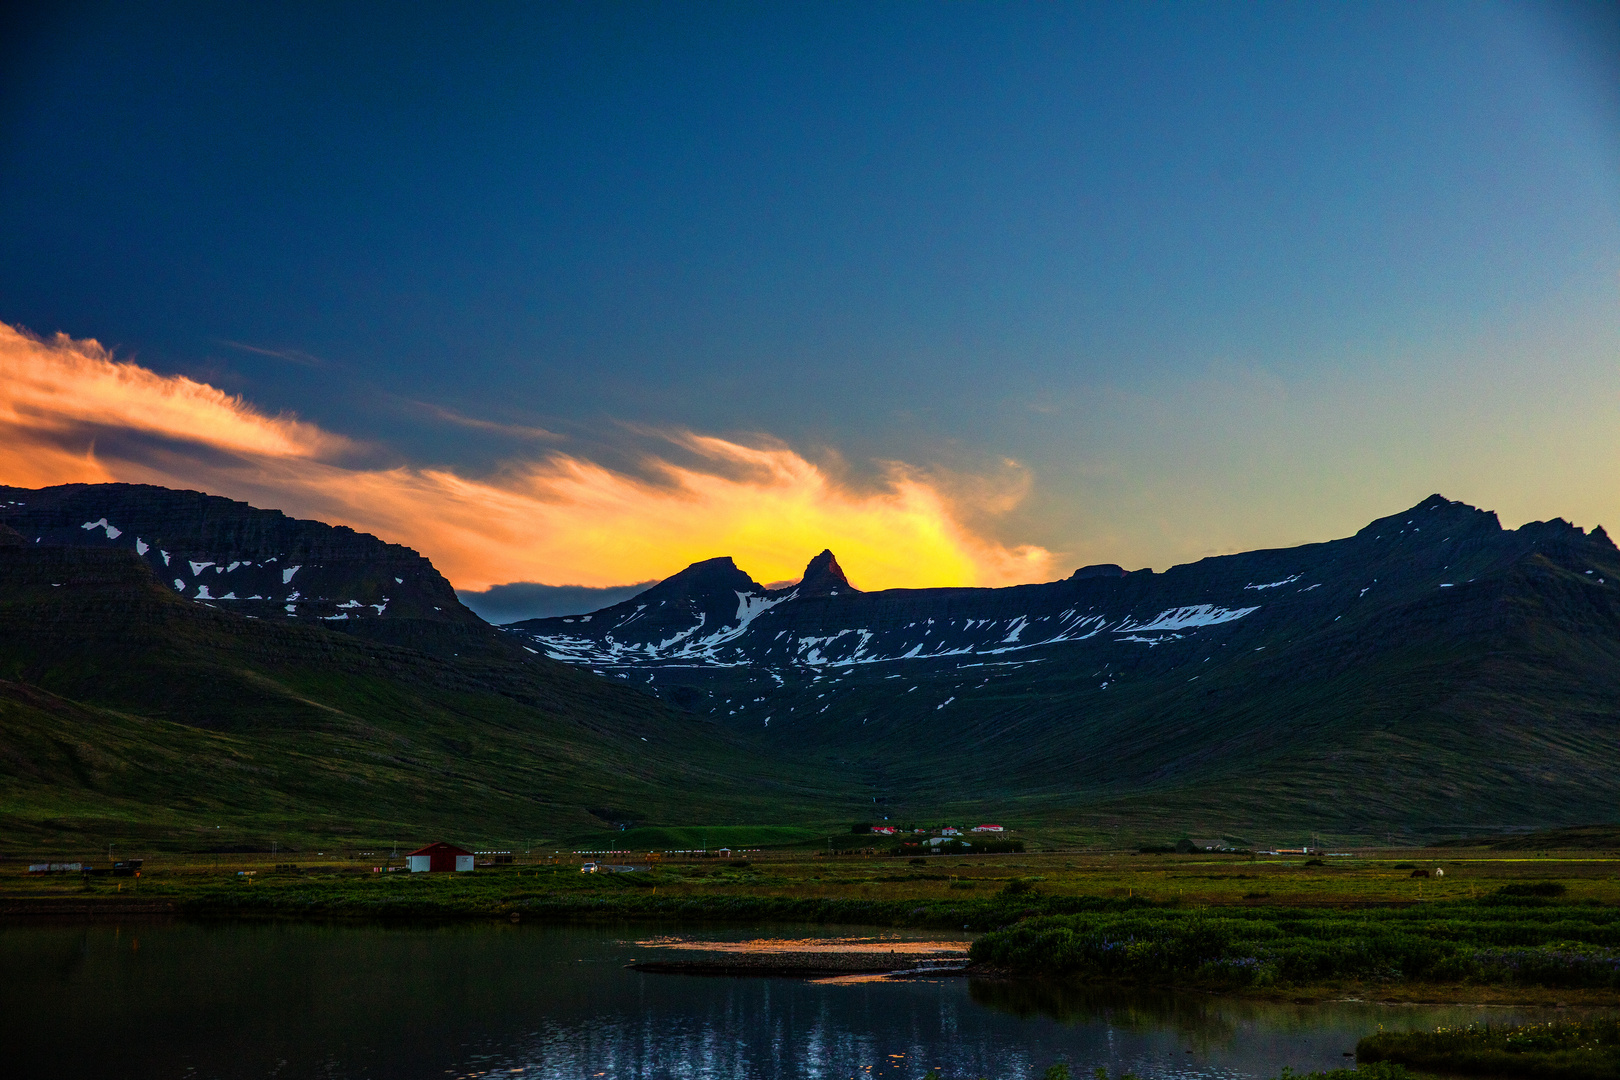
xmin=1358 ymin=1019 xmax=1620 ymax=1080
xmin=969 ymin=897 xmax=1620 ymax=989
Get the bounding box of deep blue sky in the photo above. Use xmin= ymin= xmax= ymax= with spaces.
xmin=3 ymin=1 xmax=1618 ymax=595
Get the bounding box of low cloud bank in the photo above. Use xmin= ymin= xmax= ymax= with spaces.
xmin=457 ymin=580 xmax=659 ymax=623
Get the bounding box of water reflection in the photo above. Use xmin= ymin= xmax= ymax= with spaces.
xmin=972 ymin=981 xmax=1250 ymax=1044
xmin=0 ymin=921 xmax=1600 ymax=1080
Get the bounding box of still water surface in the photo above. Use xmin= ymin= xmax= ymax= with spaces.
xmin=0 ymin=921 xmax=1582 ymax=1079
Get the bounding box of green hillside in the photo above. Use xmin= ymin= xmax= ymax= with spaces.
xmin=0 ymin=543 xmax=858 ymax=850
xmin=5 ymin=492 xmax=1620 ymax=851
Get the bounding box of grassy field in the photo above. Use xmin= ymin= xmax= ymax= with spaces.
xmin=5 ymin=845 xmax=1620 ymax=1003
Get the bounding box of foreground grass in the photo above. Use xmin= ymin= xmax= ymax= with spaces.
xmin=1358 ymin=1019 xmax=1620 ymax=1080
xmin=920 ymin=1063 xmax=1414 ymax=1080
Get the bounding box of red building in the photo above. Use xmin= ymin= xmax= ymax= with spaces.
xmin=405 ymin=841 xmax=474 ymax=872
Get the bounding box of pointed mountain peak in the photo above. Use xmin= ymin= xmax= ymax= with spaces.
xmin=640 ymin=556 xmax=764 ymax=601
xmin=796 ymin=549 xmax=857 ymax=597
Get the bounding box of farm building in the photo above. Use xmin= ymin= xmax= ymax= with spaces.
xmin=406 ymin=842 xmax=474 ymax=872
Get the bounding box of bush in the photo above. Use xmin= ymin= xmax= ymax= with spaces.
xmin=1497 ymin=882 xmax=1567 ymax=898
xmin=1275 ymin=1065 xmax=1412 ymax=1080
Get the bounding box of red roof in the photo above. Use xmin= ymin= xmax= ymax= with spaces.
xmin=405 ymin=841 xmax=472 ymax=857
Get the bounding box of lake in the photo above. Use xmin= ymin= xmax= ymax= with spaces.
xmin=0 ymin=920 xmax=1580 ymax=1079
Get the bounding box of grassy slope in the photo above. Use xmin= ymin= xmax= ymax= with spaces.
xmin=0 ymin=545 xmax=860 ymax=848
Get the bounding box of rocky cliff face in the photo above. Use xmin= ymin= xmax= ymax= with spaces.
xmin=0 ymin=483 xmax=478 ymax=627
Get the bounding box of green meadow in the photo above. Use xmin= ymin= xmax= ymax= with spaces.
xmin=7 ymin=846 xmax=1620 ymax=1004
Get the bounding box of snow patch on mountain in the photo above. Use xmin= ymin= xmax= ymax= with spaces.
xmin=1245 ymin=575 xmax=1300 ymax=591
xmin=1117 ymin=604 xmax=1259 ymax=633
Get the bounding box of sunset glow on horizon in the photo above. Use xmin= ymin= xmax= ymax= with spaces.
xmin=2 ymin=4 xmax=1616 ymax=613
xmin=0 ymin=321 xmax=1054 ymax=592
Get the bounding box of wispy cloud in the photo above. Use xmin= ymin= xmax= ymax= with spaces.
xmin=218 ymin=340 xmax=325 ymax=367
xmin=408 ymin=400 xmax=566 ymax=442
xmin=0 ymin=323 xmax=346 ymax=486
xmin=0 ymin=321 xmax=1054 ymax=591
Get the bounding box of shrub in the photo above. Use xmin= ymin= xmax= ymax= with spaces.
xmin=1497 ymin=882 xmax=1567 ymax=898
xmin=1275 ymin=1064 xmax=1413 ymax=1080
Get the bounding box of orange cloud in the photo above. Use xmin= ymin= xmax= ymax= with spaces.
xmin=0 ymin=321 xmax=1054 ymax=590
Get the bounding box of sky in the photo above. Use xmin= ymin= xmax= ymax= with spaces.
xmin=1 ymin=1 xmax=1617 ymax=619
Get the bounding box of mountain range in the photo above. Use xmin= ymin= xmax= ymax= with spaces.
xmin=508 ymin=494 xmax=1620 ymax=837
xmin=3 ymin=482 xmax=1618 ymax=847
